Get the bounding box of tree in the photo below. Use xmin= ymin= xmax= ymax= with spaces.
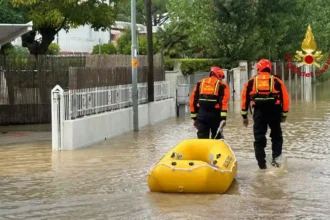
xmin=166 ymin=0 xmax=326 ymax=63
xmin=116 ymin=0 xmax=169 ymax=26
xmin=116 ymin=29 xmax=132 ymax=55
xmin=10 ymin=0 xmax=118 ymax=55
xmin=0 ymin=0 xmax=26 ymax=24
xmin=294 ymin=0 xmax=330 ymax=53
xmin=251 ymin=0 xmax=300 ymax=61
xmin=211 ymin=0 xmax=260 ymax=62
xmin=165 ymin=0 xmax=330 ymax=81
xmin=166 ymin=0 xmax=218 ymax=58
xmin=157 ymin=21 xmax=192 ymax=58
xmin=138 ymin=35 xmax=159 ymax=55
xmin=0 ymin=0 xmax=27 ymax=54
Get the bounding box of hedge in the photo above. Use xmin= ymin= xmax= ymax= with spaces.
xmin=165 ymin=58 xmax=231 ymax=75
xmin=92 ymin=43 xmax=117 ymax=55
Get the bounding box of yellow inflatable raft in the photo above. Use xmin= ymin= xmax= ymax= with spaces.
xmin=147 ymin=139 xmax=238 ymax=194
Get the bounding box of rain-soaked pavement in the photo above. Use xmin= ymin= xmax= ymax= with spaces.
xmin=1 ymin=80 xmax=330 ymax=219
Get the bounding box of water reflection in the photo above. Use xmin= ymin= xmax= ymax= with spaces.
xmin=0 ymin=81 xmax=330 ymax=219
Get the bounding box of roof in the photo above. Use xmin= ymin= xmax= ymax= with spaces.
xmin=112 ymin=21 xmax=146 ymax=32
xmin=112 ymin=21 xmax=162 ymax=34
xmin=139 ymin=26 xmax=163 ymax=34
xmin=0 ymin=21 xmax=33 ymax=47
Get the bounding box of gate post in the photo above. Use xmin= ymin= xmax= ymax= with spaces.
xmin=51 ymin=85 xmax=64 ymax=151
xmin=176 ymin=84 xmax=190 ymax=117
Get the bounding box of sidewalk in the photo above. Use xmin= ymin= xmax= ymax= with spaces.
xmin=0 ymin=124 xmax=51 ymax=146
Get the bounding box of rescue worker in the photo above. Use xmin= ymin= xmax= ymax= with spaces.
xmin=189 ymin=66 xmax=230 ymax=139
xmin=241 ymin=59 xmax=290 ymax=169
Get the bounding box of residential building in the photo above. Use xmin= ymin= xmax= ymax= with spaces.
xmin=12 ymin=21 xmax=162 ymax=54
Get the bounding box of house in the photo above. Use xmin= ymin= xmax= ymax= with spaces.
xmin=12 ymin=21 xmax=162 ymax=54
xmin=110 ymin=21 xmax=162 ymax=44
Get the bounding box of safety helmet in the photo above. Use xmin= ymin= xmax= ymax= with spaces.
xmin=257 ymin=59 xmax=272 ymax=72
xmin=210 ymin=66 xmax=225 ymax=79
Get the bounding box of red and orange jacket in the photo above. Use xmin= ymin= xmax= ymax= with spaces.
xmin=189 ymin=76 xmax=230 ymax=120
xmin=241 ymin=72 xmax=290 ymax=119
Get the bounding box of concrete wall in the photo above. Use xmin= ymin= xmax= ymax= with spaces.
xmin=63 ymin=98 xmax=175 ymax=150
xmin=223 ymin=69 xmax=228 ymax=83
xmin=165 ymin=70 xmax=183 ymax=103
xmin=230 ymin=68 xmax=239 ymax=100
xmin=251 ymin=61 xmax=257 ymax=77
xmin=165 ymin=68 xmax=230 ymax=112
xmin=56 ymin=26 xmax=110 ymax=53
xmin=166 ymin=61 xmax=250 ymax=103
xmin=229 ymin=61 xmax=249 ymax=101
xmin=149 ymin=99 xmax=176 ymax=124
xmin=239 ymin=61 xmax=248 ymax=77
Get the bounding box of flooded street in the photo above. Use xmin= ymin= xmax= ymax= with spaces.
xmin=1 ymin=81 xmax=330 ymax=219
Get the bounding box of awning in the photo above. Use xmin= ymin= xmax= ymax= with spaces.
xmin=0 ymin=21 xmax=33 ymax=47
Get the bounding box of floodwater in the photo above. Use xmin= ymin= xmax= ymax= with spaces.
xmin=1 ymin=80 xmax=330 ymax=219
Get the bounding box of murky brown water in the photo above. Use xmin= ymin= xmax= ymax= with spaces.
xmin=1 ymin=80 xmax=330 ymax=219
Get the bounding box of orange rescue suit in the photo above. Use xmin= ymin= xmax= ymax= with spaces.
xmin=190 ymin=76 xmax=230 ymax=120
xmin=241 ymin=72 xmax=290 ymax=118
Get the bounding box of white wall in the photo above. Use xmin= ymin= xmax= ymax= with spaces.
xmin=11 ymin=25 xmax=110 ymax=53
xmin=230 ymin=61 xmax=249 ymax=101
xmin=63 ymin=98 xmax=176 ymax=150
xmin=239 ymin=61 xmax=248 ymax=86
xmin=165 ymin=70 xmax=183 ymax=103
xmin=223 ymin=69 xmax=228 ymax=83
xmin=251 ymin=61 xmax=257 ymax=77
xmin=149 ymin=99 xmax=176 ymax=124
xmin=11 ymin=21 xmax=161 ymax=53
xmin=230 ymin=67 xmax=240 ymax=100
xmin=56 ymin=26 xmax=110 ymax=53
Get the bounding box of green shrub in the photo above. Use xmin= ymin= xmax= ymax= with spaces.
xmin=0 ymin=43 xmax=15 ymax=55
xmin=1 ymin=45 xmax=29 ymax=67
xmin=117 ymin=31 xmax=131 ymax=55
xmin=138 ymin=36 xmax=160 ymax=55
xmin=164 ymin=58 xmax=175 ymax=71
xmin=117 ymin=28 xmax=161 ymax=55
xmin=138 ymin=37 xmax=147 ymax=55
xmin=11 ymin=46 xmax=29 ymax=57
xmin=164 ymin=58 xmax=229 ymax=75
xmin=314 ymin=53 xmax=330 ymax=83
xmin=92 ymin=43 xmax=117 ymax=55
xmin=47 ymin=43 xmax=60 ymax=55
xmin=316 ymin=68 xmax=330 ymax=83
xmin=1 ymin=44 xmax=30 ymax=57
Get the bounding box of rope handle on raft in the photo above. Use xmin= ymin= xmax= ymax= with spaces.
xmin=215 ymin=120 xmax=226 ymax=139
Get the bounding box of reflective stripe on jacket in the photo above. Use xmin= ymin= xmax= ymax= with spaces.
xmin=190 ymin=76 xmax=230 ymax=120
xmin=241 ymin=72 xmax=290 ymax=118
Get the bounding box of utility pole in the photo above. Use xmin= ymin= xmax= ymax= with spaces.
xmin=109 ymin=0 xmax=111 ymax=43
xmin=145 ymin=0 xmax=154 ymax=102
xmin=131 ymin=0 xmax=139 ymax=131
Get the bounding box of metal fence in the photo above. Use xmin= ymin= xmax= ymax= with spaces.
xmin=62 ymin=81 xmax=171 ymax=120
xmin=0 ymin=54 xmax=166 ymax=125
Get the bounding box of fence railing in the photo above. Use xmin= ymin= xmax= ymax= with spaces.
xmin=62 ymin=81 xmax=170 ymax=120
xmin=51 ymin=80 xmax=172 ymax=151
